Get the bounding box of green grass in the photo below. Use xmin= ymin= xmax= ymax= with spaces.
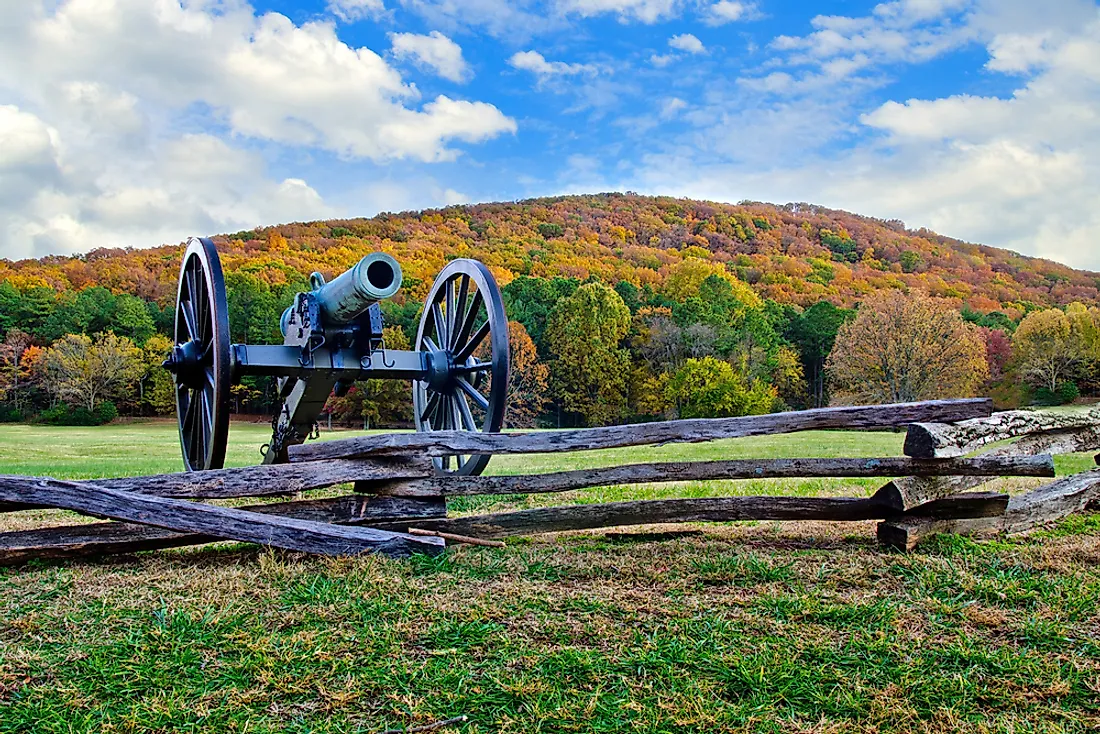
xmin=0 ymin=420 xmax=1098 ymax=732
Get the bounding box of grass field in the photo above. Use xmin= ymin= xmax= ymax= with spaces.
xmin=1 ymin=420 xmax=1098 ymax=732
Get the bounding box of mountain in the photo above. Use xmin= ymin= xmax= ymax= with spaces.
xmin=3 ymin=193 xmax=1098 ymax=318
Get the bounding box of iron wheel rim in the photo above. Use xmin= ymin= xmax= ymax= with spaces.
xmin=413 ymin=259 xmax=509 ymax=476
xmin=171 ymin=237 xmax=231 ymax=471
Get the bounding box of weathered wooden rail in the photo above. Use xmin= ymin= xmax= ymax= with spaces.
xmin=0 ymin=399 xmax=1097 ymax=564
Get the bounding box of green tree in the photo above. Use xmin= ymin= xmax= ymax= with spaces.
xmin=502 ymin=276 xmax=579 ymax=358
xmin=0 ymin=284 xmax=54 ymax=341
xmin=664 ymin=356 xmax=776 ymax=419
xmin=899 ymin=250 xmax=924 ymax=273
xmin=546 ymin=282 xmax=631 ymax=426
xmin=783 ymin=301 xmax=855 ymax=407
xmin=112 ymin=293 xmax=158 ymax=345
xmin=41 ymin=287 xmax=117 ymax=342
xmin=225 ymin=272 xmax=283 ymax=345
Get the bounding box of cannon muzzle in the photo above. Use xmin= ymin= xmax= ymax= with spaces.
xmin=282 ymin=253 xmax=402 ymax=333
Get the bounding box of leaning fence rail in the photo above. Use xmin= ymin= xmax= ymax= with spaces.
xmin=0 ymin=399 xmax=1097 ymax=564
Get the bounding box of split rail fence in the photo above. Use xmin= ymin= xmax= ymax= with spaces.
xmin=1 ymin=398 xmax=1098 ymax=564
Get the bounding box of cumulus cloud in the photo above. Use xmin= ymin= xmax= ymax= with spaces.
xmin=508 ymin=50 xmax=597 ymax=77
xmin=390 ymin=30 xmax=471 ymax=82
xmin=763 ymin=0 xmax=976 ymax=87
xmin=1 ymin=1 xmax=513 ymax=162
xmin=328 ymin=0 xmax=386 ymax=22
xmin=668 ymin=33 xmax=706 ymax=54
xmin=0 ymin=0 xmax=516 ymax=259
xmin=702 ymin=1 xmax=759 ymax=25
xmin=557 ymin=0 xmax=680 ymax=24
xmin=1 ymin=122 xmax=335 ymax=261
xmin=397 ymin=0 xmax=556 ymax=40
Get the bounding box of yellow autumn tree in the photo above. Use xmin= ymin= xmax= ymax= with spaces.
xmin=1013 ymin=304 xmax=1100 ymax=393
xmin=827 ymin=290 xmax=988 ymax=404
xmin=43 ymin=332 xmax=144 ymax=411
xmin=663 ymin=258 xmax=760 ymax=308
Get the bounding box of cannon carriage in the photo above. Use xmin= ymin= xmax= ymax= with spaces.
xmin=162 ymin=237 xmax=509 ymax=475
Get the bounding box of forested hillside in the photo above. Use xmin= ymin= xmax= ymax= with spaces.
xmin=2 ymin=193 xmax=1098 ymax=427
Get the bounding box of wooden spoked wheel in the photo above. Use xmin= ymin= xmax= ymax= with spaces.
xmin=413 ymin=259 xmax=509 ymax=476
xmin=164 ymin=237 xmax=231 ymax=472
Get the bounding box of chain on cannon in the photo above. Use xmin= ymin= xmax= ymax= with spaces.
xmin=162 ymin=237 xmax=510 ymax=476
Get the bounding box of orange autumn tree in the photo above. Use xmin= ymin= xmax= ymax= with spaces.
xmin=505 ymin=320 xmax=549 ymax=428
xmin=827 ymin=290 xmax=988 ymax=404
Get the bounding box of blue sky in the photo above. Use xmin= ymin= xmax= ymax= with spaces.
xmin=2 ymin=0 xmax=1098 ymax=271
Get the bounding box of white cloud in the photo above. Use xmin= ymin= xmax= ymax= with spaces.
xmin=557 ymin=0 xmax=681 ymax=24
xmin=2 ymin=1 xmax=514 ymax=163
xmin=650 ymin=53 xmax=676 ymax=67
xmin=328 ymin=0 xmax=386 ymax=22
xmin=390 ymin=30 xmax=470 ymax=83
xmin=508 ymin=50 xmax=597 ymax=77
xmin=397 ymin=0 xmax=556 ymax=40
xmin=659 ymin=97 xmax=688 ymax=118
xmin=0 ymin=124 xmax=336 ymax=260
xmin=702 ymin=1 xmax=759 ymax=25
xmin=765 ymin=0 xmax=976 ymax=85
xmin=0 ymin=0 xmax=517 ymax=259
xmin=669 ymin=33 xmax=706 ymax=54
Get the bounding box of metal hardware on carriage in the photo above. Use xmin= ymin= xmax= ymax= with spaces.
xmin=164 ymin=237 xmax=510 ymax=477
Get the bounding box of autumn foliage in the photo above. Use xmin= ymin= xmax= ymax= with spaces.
xmin=0 ymin=193 xmax=1098 ymax=426
xmin=827 ymin=291 xmax=989 ymax=404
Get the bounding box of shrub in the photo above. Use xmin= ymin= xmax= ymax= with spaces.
xmin=537 ymin=223 xmax=564 ymax=239
xmin=0 ymin=405 xmax=23 ymax=423
xmin=1058 ymin=381 xmax=1081 ymax=403
xmin=38 ymin=402 xmax=118 ymax=426
xmin=1033 ymin=382 xmax=1079 ymax=406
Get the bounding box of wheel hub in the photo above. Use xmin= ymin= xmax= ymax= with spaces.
xmin=424 ymin=348 xmax=459 ymax=393
xmin=163 ymin=339 xmax=207 ymax=389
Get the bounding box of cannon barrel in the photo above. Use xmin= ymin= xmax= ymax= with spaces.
xmin=282 ymin=253 xmax=402 ymax=334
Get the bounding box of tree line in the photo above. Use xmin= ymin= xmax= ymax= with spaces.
xmin=2 ymin=252 xmax=1097 ymax=428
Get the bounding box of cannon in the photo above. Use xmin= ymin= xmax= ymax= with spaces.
xmin=163 ymin=237 xmax=509 ymax=476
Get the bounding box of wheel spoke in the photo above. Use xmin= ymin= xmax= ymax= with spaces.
xmin=442 ymin=393 xmax=454 ymax=429
xmin=196 ymin=270 xmax=210 ymax=345
xmin=453 ymin=290 xmax=483 ymax=354
xmin=180 ymin=298 xmax=198 ymax=342
xmin=199 ymin=387 xmax=212 ymax=462
xmin=451 ymin=275 xmax=470 ymax=349
xmin=183 ymin=386 xmax=199 ymax=430
xmin=423 ymin=335 xmax=440 ymax=353
xmin=454 ymin=321 xmax=491 ymax=363
xmin=456 ymin=376 xmax=490 ymax=411
xmin=187 ymin=263 xmax=203 ymax=339
xmin=455 ymin=392 xmax=478 ymax=432
xmin=184 ymin=389 xmax=200 ymax=461
xmin=444 ymin=279 xmax=456 ymax=346
xmin=431 ymin=302 xmax=448 ymax=347
xmin=420 ymin=390 xmax=441 ymax=423
xmin=186 ymin=259 xmax=198 ymax=303
xmin=205 ymin=367 xmax=216 ymax=390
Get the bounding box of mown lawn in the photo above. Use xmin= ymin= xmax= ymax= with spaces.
xmin=0 ymin=420 xmax=1098 ymax=732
